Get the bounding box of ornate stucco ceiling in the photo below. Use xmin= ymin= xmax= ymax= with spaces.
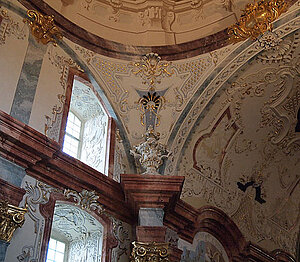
xmin=58 ymin=2 xmax=300 ymax=255
xmin=20 ymin=0 xmax=299 ymax=257
xmin=42 ymin=0 xmax=250 ymax=46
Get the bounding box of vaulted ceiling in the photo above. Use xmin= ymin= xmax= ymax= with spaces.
xmin=11 ymin=0 xmax=300 ymax=257
xmin=66 ymin=4 xmax=299 ymax=254
xmin=42 ymin=0 xmax=250 ymax=46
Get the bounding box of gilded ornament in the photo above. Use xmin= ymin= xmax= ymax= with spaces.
xmin=0 ymin=200 xmax=27 ymax=242
xmin=130 ymin=126 xmax=170 ymax=175
xmin=24 ymin=10 xmax=63 ymax=46
xmin=131 ymin=241 xmax=169 ymax=262
xmin=138 ymin=92 xmax=165 ymax=127
xmin=228 ymin=0 xmax=288 ymax=43
xmin=129 ymin=53 xmax=174 ymax=91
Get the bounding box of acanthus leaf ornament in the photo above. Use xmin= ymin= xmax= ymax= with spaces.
xmin=130 ymin=126 xmax=170 ymax=175
xmin=24 ymin=10 xmax=63 ymax=46
xmin=0 ymin=200 xmax=27 ymax=242
xmin=228 ymin=0 xmax=288 ymax=43
xmin=64 ymin=189 xmax=105 ymax=214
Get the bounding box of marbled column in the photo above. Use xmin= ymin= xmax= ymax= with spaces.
xmin=10 ymin=34 xmax=47 ymax=124
xmin=0 ymin=240 xmax=9 ymax=262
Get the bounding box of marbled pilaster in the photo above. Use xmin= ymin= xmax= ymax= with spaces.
xmin=10 ymin=34 xmax=47 ymax=124
xmin=0 ymin=157 xmax=26 ymax=187
xmin=139 ymin=208 xmax=164 ymax=226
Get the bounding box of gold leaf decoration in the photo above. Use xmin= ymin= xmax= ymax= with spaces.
xmin=0 ymin=200 xmax=27 ymax=242
xmin=228 ymin=0 xmax=288 ymax=43
xmin=24 ymin=10 xmax=63 ymax=46
xmin=129 ymin=53 xmax=174 ymax=91
xmin=130 ymin=241 xmax=169 ymax=262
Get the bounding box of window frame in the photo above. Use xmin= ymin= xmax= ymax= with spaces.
xmin=40 ymin=196 xmax=116 ymax=262
xmin=59 ymin=68 xmax=115 ymax=177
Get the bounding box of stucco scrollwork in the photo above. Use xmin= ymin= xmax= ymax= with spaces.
xmin=0 ymin=7 xmax=26 ymax=45
xmin=129 ymin=53 xmax=174 ymax=91
xmin=24 ymin=10 xmax=62 ymax=46
xmin=166 ymin=15 xmax=300 ymax=176
xmin=64 ymin=189 xmax=105 ymax=214
xmin=45 ymin=47 xmax=82 ymax=140
xmin=110 ymin=217 xmax=131 ymax=262
xmin=0 ymin=200 xmax=27 ymax=242
xmin=131 ymin=242 xmax=169 ymax=262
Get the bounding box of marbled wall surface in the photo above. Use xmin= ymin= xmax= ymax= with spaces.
xmin=0 ymin=156 xmax=26 ymax=187
xmin=10 ymin=34 xmax=47 ymax=124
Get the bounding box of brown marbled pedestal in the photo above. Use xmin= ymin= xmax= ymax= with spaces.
xmin=121 ymin=174 xmax=184 ymax=261
xmin=120 ymin=174 xmax=185 ymax=214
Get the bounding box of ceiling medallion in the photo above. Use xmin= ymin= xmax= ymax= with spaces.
xmin=227 ymin=0 xmax=287 ymax=43
xmin=138 ymin=92 xmax=165 ymax=127
xmin=24 ymin=10 xmax=63 ymax=46
xmin=129 ymin=53 xmax=174 ymax=91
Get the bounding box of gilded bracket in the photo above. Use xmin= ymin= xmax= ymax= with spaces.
xmin=131 ymin=241 xmax=169 ymax=262
xmin=0 ymin=200 xmax=27 ymax=242
xmin=24 ymin=10 xmax=63 ymax=46
xmin=228 ymin=0 xmax=288 ymax=43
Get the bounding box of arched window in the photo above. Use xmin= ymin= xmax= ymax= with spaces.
xmin=60 ymin=70 xmax=113 ymax=176
xmin=46 ymin=203 xmax=104 ymax=262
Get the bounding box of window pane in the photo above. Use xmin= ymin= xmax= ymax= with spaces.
xmin=55 ymin=252 xmax=64 ymax=262
xmin=63 ymin=134 xmax=80 ymax=158
xmin=49 ymin=238 xmax=56 ymax=249
xmin=47 ymin=249 xmax=55 ymax=260
xmin=46 ymin=239 xmax=66 ymax=262
xmin=56 ymin=242 xmax=65 ymax=253
xmin=65 ymin=112 xmax=81 ymax=139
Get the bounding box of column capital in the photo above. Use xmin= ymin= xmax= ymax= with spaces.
xmin=0 ymin=200 xmax=27 ymax=242
xmin=131 ymin=241 xmax=169 ymax=262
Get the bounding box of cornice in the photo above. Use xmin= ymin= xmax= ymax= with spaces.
xmin=0 ymin=178 xmax=26 ymax=206
xmin=164 ymin=201 xmax=296 ymax=261
xmin=0 ymin=110 xmax=133 ymax=223
xmin=14 ymin=0 xmax=298 ymax=61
